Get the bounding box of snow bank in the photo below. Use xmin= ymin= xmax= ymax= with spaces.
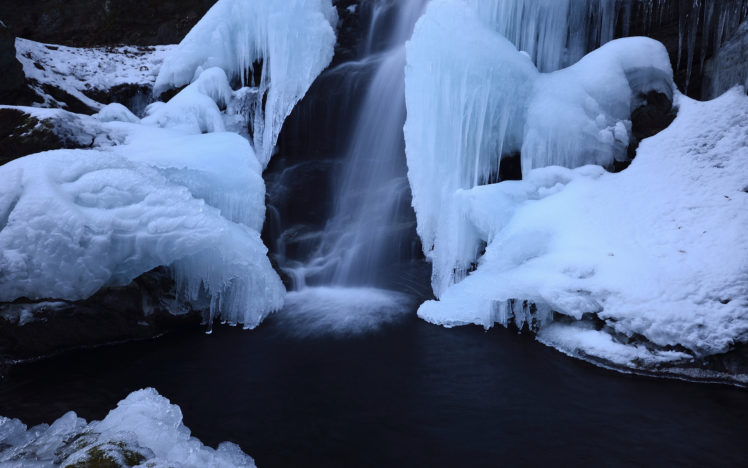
xmin=0 ymin=388 xmax=256 ymax=467
xmin=418 ymin=88 xmax=748 ymax=373
xmin=0 ymin=145 xmax=283 ymax=328
xmin=404 ymin=0 xmax=674 ymax=296
xmin=153 ymin=0 xmax=337 ymax=165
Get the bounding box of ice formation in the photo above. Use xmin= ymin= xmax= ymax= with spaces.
xmin=417 ymin=87 xmax=748 ymax=375
xmin=404 ymin=0 xmax=674 ymax=296
xmin=466 ymin=0 xmax=748 ymax=90
xmin=0 ymin=388 xmax=256 ymax=467
xmin=143 ymin=67 xmax=234 ymax=134
xmin=0 ymin=143 xmax=283 ymax=328
xmin=153 ymin=0 xmax=337 ymax=166
xmin=703 ymin=20 xmax=748 ymax=99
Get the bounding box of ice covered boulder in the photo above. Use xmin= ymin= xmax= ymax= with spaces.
xmin=154 ymin=0 xmax=337 ymax=166
xmin=417 ymin=88 xmax=748 ymax=382
xmin=0 ymin=388 xmax=256 ymax=467
xmin=0 ymin=147 xmax=284 ymax=329
xmin=404 ymin=0 xmax=675 ymax=296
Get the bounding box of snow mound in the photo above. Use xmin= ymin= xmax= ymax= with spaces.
xmin=0 ymin=388 xmax=256 ymax=467
xmin=418 ymin=88 xmax=748 ymax=373
xmin=404 ymin=0 xmax=673 ymax=297
xmin=153 ymin=0 xmax=337 ymax=165
xmin=0 ymin=146 xmax=283 ymax=328
xmin=277 ymin=287 xmax=413 ymax=337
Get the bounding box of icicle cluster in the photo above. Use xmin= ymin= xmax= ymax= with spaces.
xmin=469 ymin=0 xmax=748 ymax=93
xmin=154 ymin=0 xmax=338 ymax=166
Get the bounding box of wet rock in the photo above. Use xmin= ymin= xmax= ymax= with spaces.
xmin=0 ymin=268 xmax=201 ymax=364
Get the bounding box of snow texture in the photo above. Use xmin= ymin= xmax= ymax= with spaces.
xmin=0 ymin=388 xmax=256 ymax=467
xmin=417 ymin=87 xmax=748 ymax=371
xmin=153 ymin=0 xmax=337 ymax=166
xmin=404 ymin=0 xmax=674 ymax=297
xmin=15 ymin=38 xmax=173 ymax=112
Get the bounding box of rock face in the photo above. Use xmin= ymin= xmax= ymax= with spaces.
xmin=0 ymin=22 xmax=34 ymax=105
xmin=1 ymin=0 xmax=217 ymax=46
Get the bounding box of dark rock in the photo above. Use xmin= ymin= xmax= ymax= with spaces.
xmin=499 ymin=152 xmax=522 ymax=181
xmin=0 ymin=268 xmax=202 ymax=364
xmin=0 ymin=21 xmax=38 ymax=106
xmin=84 ymin=83 xmax=154 ymax=117
xmin=1 ymin=0 xmax=217 ymax=47
xmin=616 ymin=90 xmax=676 ymax=172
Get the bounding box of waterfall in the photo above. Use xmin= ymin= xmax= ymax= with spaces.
xmin=277 ymin=0 xmax=429 ymax=291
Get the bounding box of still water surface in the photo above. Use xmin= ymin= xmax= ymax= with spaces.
xmin=1 ymin=296 xmax=746 ymax=467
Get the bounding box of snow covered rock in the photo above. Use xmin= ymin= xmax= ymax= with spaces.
xmin=0 ymin=106 xmax=119 ymax=165
xmin=417 ymin=88 xmax=748 ymax=382
xmin=404 ymin=0 xmax=674 ymax=297
xmin=15 ymin=38 xmax=174 ymax=114
xmin=96 ymin=103 xmax=139 ymax=124
xmin=0 ymin=388 xmax=256 ymax=467
xmin=153 ymin=0 xmax=337 ymax=166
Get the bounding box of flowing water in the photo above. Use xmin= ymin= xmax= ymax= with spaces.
xmin=277 ymin=0 xmax=429 ymax=290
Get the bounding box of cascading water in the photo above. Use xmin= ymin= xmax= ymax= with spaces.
xmin=278 ymin=0 xmax=430 ymax=292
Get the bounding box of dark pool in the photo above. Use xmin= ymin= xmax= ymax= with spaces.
xmin=1 ymin=299 xmax=746 ymax=467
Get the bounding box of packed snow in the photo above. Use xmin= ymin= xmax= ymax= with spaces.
xmin=0 ymin=388 xmax=256 ymax=467
xmin=15 ymin=38 xmax=173 ymax=112
xmin=416 ymin=87 xmax=748 ymax=374
xmin=153 ymin=0 xmax=337 ymax=166
xmin=404 ymin=0 xmax=674 ymax=297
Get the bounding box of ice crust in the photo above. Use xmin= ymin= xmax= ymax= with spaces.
xmin=153 ymin=0 xmax=337 ymax=166
xmin=0 ymin=388 xmax=256 ymax=467
xmin=404 ymin=0 xmax=674 ymax=297
xmin=416 ymin=88 xmax=748 ymax=369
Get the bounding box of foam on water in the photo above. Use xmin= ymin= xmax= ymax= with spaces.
xmin=276 ymin=287 xmax=413 ymax=337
